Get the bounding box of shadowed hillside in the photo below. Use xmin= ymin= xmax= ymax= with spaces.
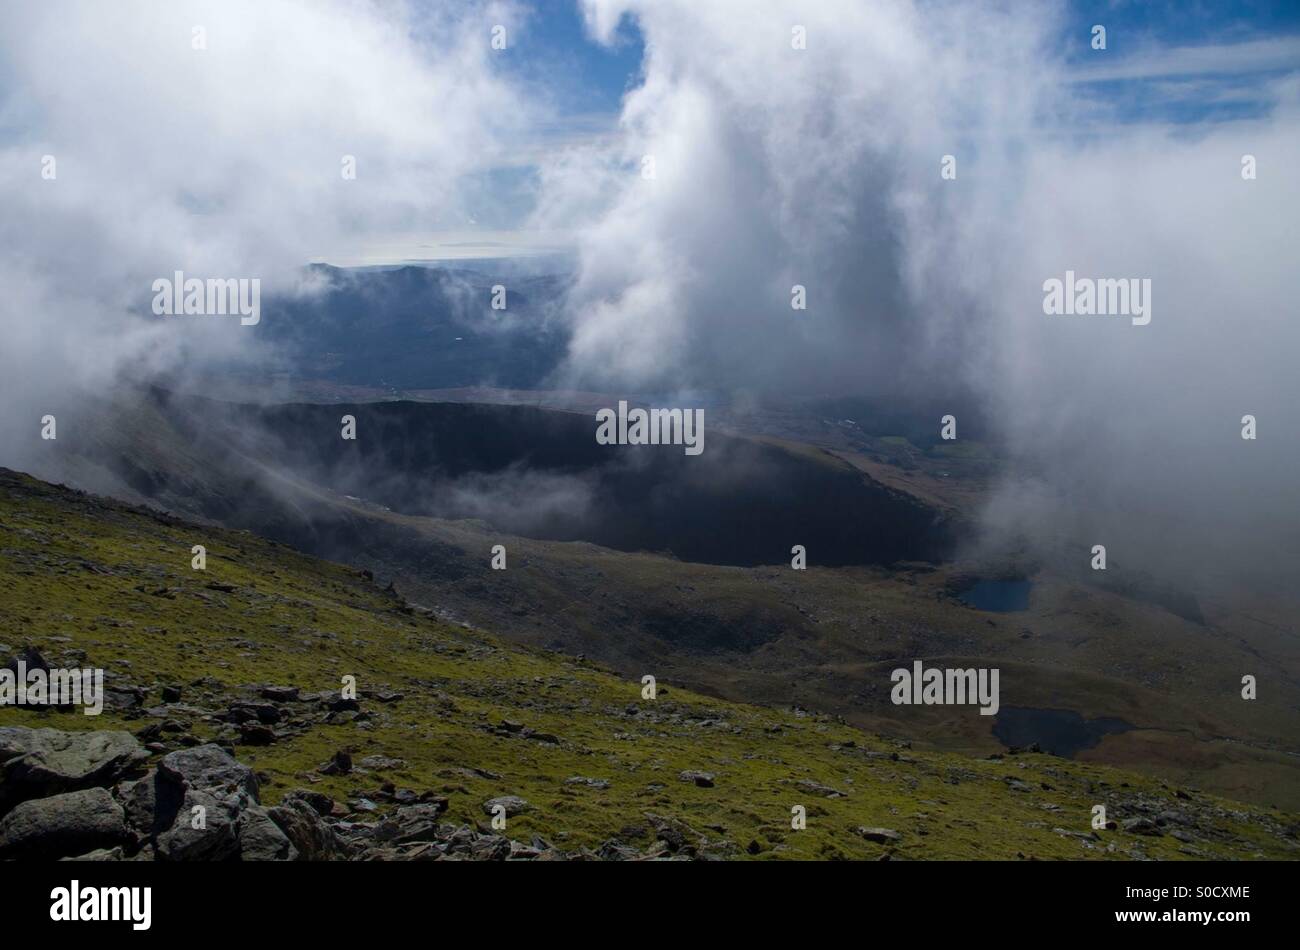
xmin=43 ymin=387 xmax=959 ymax=569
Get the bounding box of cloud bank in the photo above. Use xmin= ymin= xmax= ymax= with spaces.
xmin=535 ymin=0 xmax=1300 ymax=581
xmin=0 ymin=0 xmax=527 ymax=461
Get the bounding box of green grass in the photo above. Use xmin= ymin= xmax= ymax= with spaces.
xmin=1 ymin=469 xmax=1295 ymax=860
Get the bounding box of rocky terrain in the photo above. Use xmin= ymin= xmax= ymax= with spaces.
xmin=0 ymin=726 xmax=683 ymax=861
xmin=1 ymin=467 xmax=1297 ymax=861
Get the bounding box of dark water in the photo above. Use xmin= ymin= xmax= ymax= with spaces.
xmin=958 ymin=579 xmax=1032 ymax=612
xmin=993 ymin=706 xmax=1135 ymax=758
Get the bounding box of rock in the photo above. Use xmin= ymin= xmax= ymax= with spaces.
xmin=679 ymin=770 xmax=715 ymax=788
xmin=470 ymin=835 xmax=511 ymax=860
xmin=482 ymin=796 xmax=529 ymax=818
xmin=357 ymin=755 xmax=405 ymax=771
xmin=855 ymin=827 xmax=902 ymax=844
xmin=2 ymin=646 xmax=49 ymax=674
xmin=318 ymin=750 xmax=352 ymax=775
xmin=0 ymin=727 xmax=148 ymax=811
xmin=564 ymin=777 xmax=610 ymax=789
xmin=1122 ymin=817 xmax=1163 ymax=837
xmin=239 ymin=722 xmax=276 ymax=746
xmin=281 ymin=789 xmax=336 ymax=817
xmin=644 ymin=813 xmax=701 ymax=854
xmin=326 ymin=695 xmax=360 ymax=713
xmin=260 ymin=686 xmax=299 ymax=702
xmin=119 ymin=771 xmax=177 ymax=838
xmin=0 ymin=787 xmax=129 ymax=859
xmin=796 ymin=779 xmax=846 ymax=798
xmin=373 ymin=801 xmax=449 ymax=845
xmin=102 ymin=688 xmax=145 ymax=711
xmin=268 ymin=796 xmax=347 ymax=860
xmin=158 ymin=744 xmax=260 ymax=802
xmin=228 ymin=702 xmax=282 ymax=725
xmin=237 ymin=806 xmax=298 ymax=861
xmin=160 ymin=685 xmax=183 ymax=703
xmin=155 ymin=788 xmax=245 ymax=861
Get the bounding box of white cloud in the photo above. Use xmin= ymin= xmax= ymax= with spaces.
xmin=0 ymin=0 xmax=529 ymax=449
xmin=536 ymin=0 xmax=1300 ymax=580
xmin=1069 ymin=36 xmax=1300 ymax=82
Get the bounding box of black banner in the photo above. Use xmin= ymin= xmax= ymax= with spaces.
xmin=1 ymin=859 xmax=1280 ymax=936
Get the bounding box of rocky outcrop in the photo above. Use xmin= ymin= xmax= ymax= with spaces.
xmin=0 ymin=727 xmax=692 ymax=862
xmin=0 ymin=787 xmax=130 ymax=859
xmin=0 ymin=728 xmax=305 ymax=861
xmin=0 ymin=727 xmax=148 ymax=811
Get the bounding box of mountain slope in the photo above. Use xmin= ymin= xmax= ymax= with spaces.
xmin=0 ymin=468 xmax=1296 ymax=860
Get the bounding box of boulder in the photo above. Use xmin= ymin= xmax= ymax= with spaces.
xmin=237 ymin=806 xmax=298 ymax=861
xmin=238 ymin=722 xmax=276 ymax=746
xmin=1123 ymin=817 xmax=1163 ymax=837
xmin=855 ymin=827 xmax=902 ymax=844
xmin=482 ymin=796 xmax=529 ymax=818
xmin=0 ymin=787 xmax=129 ymax=859
xmin=564 ymin=776 xmax=611 ymax=790
xmin=318 ymin=750 xmax=352 ymax=776
xmin=260 ymin=686 xmax=299 ymax=703
xmin=155 ymin=788 xmax=245 ymax=861
xmin=679 ymin=770 xmax=715 ymax=788
xmin=158 ymin=744 xmax=260 ymax=802
xmin=268 ymin=795 xmax=348 ymax=860
xmin=0 ymin=727 xmax=148 ymax=812
xmin=228 ymin=702 xmax=282 ymax=725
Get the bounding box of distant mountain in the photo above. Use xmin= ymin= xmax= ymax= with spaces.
xmin=260 ymin=264 xmax=571 ymax=390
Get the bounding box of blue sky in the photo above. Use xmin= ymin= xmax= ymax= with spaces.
xmin=1061 ymin=0 xmax=1300 ymax=123
xmin=495 ymin=1 xmax=1299 ymax=128
xmin=448 ymin=0 xmax=1299 ymax=236
xmin=501 ymin=2 xmax=644 ymax=124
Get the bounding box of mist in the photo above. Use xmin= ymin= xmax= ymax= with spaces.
xmin=532 ymin=0 xmax=1300 ymax=585
xmin=0 ymin=0 xmax=531 ymax=472
xmin=2 ymin=0 xmax=1296 ymax=588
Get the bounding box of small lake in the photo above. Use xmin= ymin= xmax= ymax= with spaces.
xmin=993 ymin=706 xmax=1135 ymax=758
xmin=958 ymin=579 xmax=1033 ymax=612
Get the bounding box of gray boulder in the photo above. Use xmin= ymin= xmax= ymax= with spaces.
xmin=158 ymin=744 xmax=259 ymax=802
xmin=0 ymin=727 xmax=148 ymax=811
xmin=0 ymin=787 xmax=129 ymax=859
xmin=482 ymin=796 xmax=529 ymax=818
xmin=268 ymin=795 xmax=348 ymax=860
xmin=155 ymin=788 xmax=245 ymax=861
xmin=855 ymin=827 xmax=902 ymax=844
xmin=237 ymin=806 xmax=298 ymax=861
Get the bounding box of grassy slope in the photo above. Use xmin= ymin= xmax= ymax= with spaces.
xmin=41 ymin=389 xmax=1298 ymax=809
xmin=371 ymin=511 xmax=1300 ymax=810
xmin=0 ymin=468 xmax=1295 ymax=860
